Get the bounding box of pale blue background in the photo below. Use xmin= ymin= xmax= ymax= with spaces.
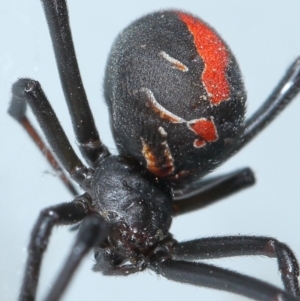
xmin=1 ymin=1 xmax=300 ymax=301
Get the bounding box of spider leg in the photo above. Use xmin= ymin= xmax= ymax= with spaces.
xmin=150 ymin=259 xmax=299 ymax=301
xmin=43 ymin=213 xmax=108 ymax=301
xmin=171 ymin=236 xmax=300 ymax=297
xmin=172 ymin=167 xmax=255 ymax=216
xmin=19 ymin=194 xmax=91 ymax=301
xmin=231 ymin=57 xmax=300 ymax=155
xmin=8 ymin=88 xmax=78 ymax=196
xmin=40 ymin=0 xmax=110 ymax=166
xmin=11 ymin=79 xmax=91 ymax=187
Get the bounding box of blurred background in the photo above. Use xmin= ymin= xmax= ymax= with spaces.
xmin=1 ymin=1 xmax=300 ymax=300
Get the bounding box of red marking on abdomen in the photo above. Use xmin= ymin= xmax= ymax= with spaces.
xmin=187 ymin=118 xmax=218 ymax=148
xmin=177 ymin=12 xmax=230 ymax=106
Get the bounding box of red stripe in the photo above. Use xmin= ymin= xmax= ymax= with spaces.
xmin=178 ymin=12 xmax=230 ymax=106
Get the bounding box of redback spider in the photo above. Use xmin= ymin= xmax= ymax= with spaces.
xmin=3 ymin=1 xmax=300 ymax=301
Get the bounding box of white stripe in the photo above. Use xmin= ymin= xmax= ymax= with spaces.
xmin=159 ymin=51 xmax=189 ymax=72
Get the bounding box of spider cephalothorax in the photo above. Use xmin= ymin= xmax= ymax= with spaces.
xmin=91 ymin=156 xmax=172 ymax=253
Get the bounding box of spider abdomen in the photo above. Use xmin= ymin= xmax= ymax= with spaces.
xmin=104 ymin=11 xmax=246 ymax=182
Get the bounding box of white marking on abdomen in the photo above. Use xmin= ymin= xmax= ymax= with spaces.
xmin=158 ymin=126 xmax=168 ymax=137
xmin=159 ymin=51 xmax=189 ymax=72
xmin=140 ymin=88 xmax=185 ymax=123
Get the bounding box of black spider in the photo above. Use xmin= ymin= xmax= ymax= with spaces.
xmin=8 ymin=1 xmax=300 ymax=301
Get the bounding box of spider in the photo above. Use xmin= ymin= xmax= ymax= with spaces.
xmin=8 ymin=0 xmax=300 ymax=301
